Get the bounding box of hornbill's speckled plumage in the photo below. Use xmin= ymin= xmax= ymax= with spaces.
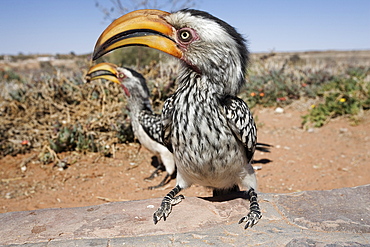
xmin=85 ymin=63 xmax=175 ymax=189
xmin=92 ymin=9 xmax=261 ymax=229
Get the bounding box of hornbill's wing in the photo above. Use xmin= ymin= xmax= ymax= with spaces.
xmin=138 ymin=110 xmax=163 ymax=144
xmin=222 ymin=96 xmax=257 ymax=162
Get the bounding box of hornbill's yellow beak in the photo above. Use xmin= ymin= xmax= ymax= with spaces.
xmin=92 ymin=9 xmax=182 ymax=61
xmin=85 ymin=62 xmax=120 ymax=84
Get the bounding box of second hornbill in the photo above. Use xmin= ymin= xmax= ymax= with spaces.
xmin=85 ymin=62 xmax=175 ymax=189
xmin=92 ymin=9 xmax=261 ymax=229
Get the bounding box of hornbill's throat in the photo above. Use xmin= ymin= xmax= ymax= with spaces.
xmin=92 ymin=9 xmax=182 ymax=61
xmin=85 ymin=62 xmax=120 ymax=84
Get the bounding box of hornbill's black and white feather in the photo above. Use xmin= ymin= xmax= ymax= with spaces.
xmin=86 ymin=63 xmax=175 ymax=189
xmin=92 ymin=9 xmax=262 ymax=229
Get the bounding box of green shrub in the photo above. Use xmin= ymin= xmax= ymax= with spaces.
xmin=302 ymin=67 xmax=370 ymax=128
xmin=49 ymin=124 xmax=99 ymax=153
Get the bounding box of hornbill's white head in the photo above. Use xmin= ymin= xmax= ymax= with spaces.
xmin=92 ymin=9 xmax=249 ymax=96
xmin=85 ymin=62 xmax=152 ymax=110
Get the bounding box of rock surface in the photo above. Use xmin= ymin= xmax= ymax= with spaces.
xmin=1 ymin=185 xmax=369 ymax=246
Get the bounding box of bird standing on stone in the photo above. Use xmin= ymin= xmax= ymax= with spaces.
xmin=92 ymin=9 xmax=261 ymax=229
xmin=86 ymin=62 xmax=175 ymax=189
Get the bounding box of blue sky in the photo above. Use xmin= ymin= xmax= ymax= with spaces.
xmin=1 ymin=0 xmax=369 ymax=55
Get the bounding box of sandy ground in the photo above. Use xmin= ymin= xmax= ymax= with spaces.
xmin=1 ymin=104 xmax=369 ymax=213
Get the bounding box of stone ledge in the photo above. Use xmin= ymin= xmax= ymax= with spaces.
xmin=1 ymin=185 xmax=369 ymax=246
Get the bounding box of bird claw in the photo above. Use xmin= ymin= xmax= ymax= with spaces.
xmin=238 ymin=210 xmax=262 ymax=229
xmin=153 ymin=195 xmax=184 ymax=224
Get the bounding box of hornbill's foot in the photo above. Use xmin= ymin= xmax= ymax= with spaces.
xmin=238 ymin=210 xmax=262 ymax=229
xmin=147 ymin=173 xmax=171 ymax=190
xmin=238 ymin=188 xmax=262 ymax=229
xmin=153 ymin=185 xmax=183 ymax=224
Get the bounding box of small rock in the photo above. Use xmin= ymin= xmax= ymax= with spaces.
xmin=339 ymin=128 xmax=348 ymax=133
xmin=338 ymin=167 xmax=349 ymax=172
xmin=56 ymin=160 xmax=68 ymax=170
xmin=307 ymin=128 xmax=315 ymax=133
xmin=275 ymin=107 xmax=284 ymax=113
xmin=192 ymin=234 xmax=207 ymax=239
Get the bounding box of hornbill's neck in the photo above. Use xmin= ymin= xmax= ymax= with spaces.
xmin=125 ymin=92 xmax=153 ymax=116
xmin=176 ymin=57 xmax=246 ymax=99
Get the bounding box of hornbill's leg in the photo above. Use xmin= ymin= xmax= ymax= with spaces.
xmin=147 ymin=172 xmax=171 ymax=190
xmin=153 ymin=185 xmax=184 ymax=224
xmin=145 ymin=163 xmax=165 ymax=180
xmin=238 ymin=188 xmax=262 ymax=229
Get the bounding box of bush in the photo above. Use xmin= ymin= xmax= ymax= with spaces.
xmin=241 ymin=54 xmax=337 ymax=108
xmin=0 ymin=62 xmax=133 ymax=159
xmin=302 ymin=66 xmax=370 ymax=128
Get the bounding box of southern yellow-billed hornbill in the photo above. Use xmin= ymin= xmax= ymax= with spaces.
xmin=85 ymin=63 xmax=175 ymax=189
xmin=92 ymin=9 xmax=261 ymax=229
